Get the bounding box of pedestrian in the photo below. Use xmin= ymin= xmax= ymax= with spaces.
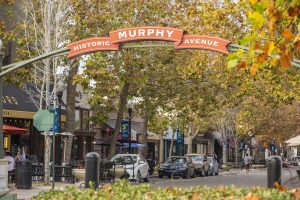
xmin=213 ymin=152 xmax=218 ymax=161
xmin=243 ymin=153 xmax=252 ymax=175
xmin=4 ymin=151 xmax=15 ymax=172
xmin=15 ymin=149 xmax=25 ymax=161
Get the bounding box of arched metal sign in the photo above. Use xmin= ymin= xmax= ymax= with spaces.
xmin=1 ymin=26 xmax=299 ymax=77
xmin=66 ymin=26 xmax=230 ymax=59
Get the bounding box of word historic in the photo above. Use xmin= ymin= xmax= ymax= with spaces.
xmin=67 ymin=26 xmax=230 ymax=58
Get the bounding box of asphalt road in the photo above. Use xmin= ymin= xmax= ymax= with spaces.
xmin=148 ymin=166 xmax=300 ymax=188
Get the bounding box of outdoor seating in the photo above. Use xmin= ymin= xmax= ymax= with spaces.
xmin=99 ymin=161 xmax=116 ymax=183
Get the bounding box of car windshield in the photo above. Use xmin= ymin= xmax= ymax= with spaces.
xmin=166 ymin=157 xmax=186 ymax=164
xmin=111 ymin=155 xmax=137 ymax=164
xmin=207 ymin=157 xmax=213 ymax=162
xmin=189 ymin=155 xmax=203 ymax=162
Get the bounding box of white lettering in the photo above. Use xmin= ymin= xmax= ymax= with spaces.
xmin=73 ymin=46 xmax=80 ymax=51
xmin=189 ymin=39 xmax=195 ymax=43
xmin=156 ymin=29 xmax=164 ymax=37
xmin=147 ymin=29 xmax=155 ymax=36
xmin=129 ymin=30 xmax=137 ymax=37
xmin=195 ymin=39 xmax=200 ymax=44
xmin=213 ymin=41 xmax=219 ymax=46
xmin=92 ymin=42 xmax=97 ymax=46
xmin=166 ymin=30 xmax=174 ymax=38
xmin=184 ymin=39 xmax=189 ymax=44
xmin=207 ymin=40 xmax=213 ymax=45
xmin=105 ymin=41 xmax=110 ymax=45
xmin=118 ymin=31 xmax=127 ymax=39
xmin=200 ymin=40 xmax=206 ymax=45
xmin=82 ymin=44 xmax=86 ymax=48
xmin=138 ymin=29 xmax=145 ymax=37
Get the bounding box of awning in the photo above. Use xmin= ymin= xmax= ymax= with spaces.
xmin=285 ymin=135 xmax=300 ymax=144
xmin=287 ymin=143 xmax=300 ymax=147
xmin=94 ymin=138 xmax=123 ymax=146
xmin=3 ymin=125 xmax=28 ymax=135
xmin=122 ymin=143 xmax=147 ymax=148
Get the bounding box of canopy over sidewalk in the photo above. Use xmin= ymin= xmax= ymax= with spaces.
xmin=285 ymin=135 xmax=300 ymax=147
xmin=2 ymin=125 xmax=28 ymax=134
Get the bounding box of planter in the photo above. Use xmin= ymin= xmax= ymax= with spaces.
xmin=73 ymin=169 xmax=85 ymax=181
xmin=112 ymin=166 xmax=126 ymax=178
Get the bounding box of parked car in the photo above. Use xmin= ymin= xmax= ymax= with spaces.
xmin=203 ymin=156 xmax=219 ymax=176
xmin=186 ymin=154 xmax=204 ymax=176
xmin=158 ymin=156 xmax=195 ymax=179
xmin=110 ymin=154 xmax=150 ymax=183
xmin=289 ymin=157 xmax=300 ymax=166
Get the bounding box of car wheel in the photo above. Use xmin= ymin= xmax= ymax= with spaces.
xmin=215 ymin=170 xmax=219 ymax=176
xmin=212 ymin=168 xmax=215 ymax=176
xmin=191 ymin=170 xmax=195 ymax=178
xmin=144 ymin=171 xmax=150 ymax=182
xmin=183 ymin=170 xmax=190 ymax=179
xmin=136 ymin=171 xmax=141 ymax=183
xmin=199 ymin=171 xmax=203 ymax=177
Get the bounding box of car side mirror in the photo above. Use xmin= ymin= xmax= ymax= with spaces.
xmin=139 ymin=160 xmax=145 ymax=165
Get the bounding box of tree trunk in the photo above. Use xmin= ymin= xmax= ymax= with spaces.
xmin=44 ymin=132 xmax=50 ymax=185
xmin=187 ymin=135 xmax=193 ymax=154
xmin=222 ymin=132 xmax=227 ymax=163
xmin=108 ymin=82 xmax=130 ymax=159
xmin=138 ymin=108 xmax=149 ymax=157
xmin=64 ymin=60 xmax=79 ymax=163
xmin=169 ymin=130 xmax=175 ymax=157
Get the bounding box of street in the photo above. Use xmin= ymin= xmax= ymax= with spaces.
xmin=148 ymin=167 xmax=300 ymax=188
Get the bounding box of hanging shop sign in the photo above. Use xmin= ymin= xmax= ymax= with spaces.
xmin=67 ymin=26 xmax=230 ymax=59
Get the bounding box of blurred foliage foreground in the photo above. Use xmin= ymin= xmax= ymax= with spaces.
xmin=34 ymin=180 xmax=300 ymax=200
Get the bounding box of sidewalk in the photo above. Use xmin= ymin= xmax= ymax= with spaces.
xmin=6 ymin=182 xmax=73 ymax=200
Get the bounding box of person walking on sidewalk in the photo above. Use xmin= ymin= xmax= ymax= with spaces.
xmin=243 ymin=153 xmax=252 ymax=175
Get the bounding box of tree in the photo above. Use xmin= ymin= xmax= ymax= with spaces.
xmin=12 ymin=0 xmax=72 ymax=185
xmin=229 ymin=0 xmax=299 ymax=71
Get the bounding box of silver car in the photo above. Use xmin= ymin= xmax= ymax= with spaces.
xmin=186 ymin=154 xmax=204 ymax=176
xmin=203 ymin=156 xmax=219 ymax=176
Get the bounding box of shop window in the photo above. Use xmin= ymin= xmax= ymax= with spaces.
xmin=4 ymin=136 xmax=9 ymax=149
xmin=75 ymin=110 xmax=80 ymax=130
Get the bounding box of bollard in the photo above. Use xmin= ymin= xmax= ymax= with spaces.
xmin=267 ymin=156 xmax=281 ymax=188
xmin=85 ymin=152 xmax=99 ymax=188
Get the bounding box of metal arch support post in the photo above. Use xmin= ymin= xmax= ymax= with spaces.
xmin=1 ymin=43 xmax=299 ymax=78
xmin=0 ymin=48 xmax=69 ymax=77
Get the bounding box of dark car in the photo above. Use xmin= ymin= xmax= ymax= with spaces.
xmin=158 ymin=156 xmax=195 ymax=179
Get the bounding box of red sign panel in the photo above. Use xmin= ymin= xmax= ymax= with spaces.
xmin=109 ymin=26 xmax=183 ymax=43
xmin=175 ymin=35 xmax=230 ymax=54
xmin=66 ymin=27 xmax=231 ymax=58
xmin=67 ymin=37 xmax=119 ymax=59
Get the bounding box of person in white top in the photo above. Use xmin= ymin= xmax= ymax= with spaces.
xmin=244 ymin=153 xmax=252 ymax=175
xmin=4 ymin=151 xmax=15 ymax=172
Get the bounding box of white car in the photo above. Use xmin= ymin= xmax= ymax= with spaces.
xmin=111 ymin=154 xmax=150 ymax=183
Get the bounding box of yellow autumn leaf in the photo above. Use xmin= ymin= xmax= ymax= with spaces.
xmin=268 ymin=42 xmax=275 ymax=55
xmin=249 ymin=0 xmax=258 ymax=5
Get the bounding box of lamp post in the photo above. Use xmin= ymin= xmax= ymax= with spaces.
xmin=127 ymin=100 xmax=133 ymax=154
xmin=0 ymin=39 xmax=4 ymax=159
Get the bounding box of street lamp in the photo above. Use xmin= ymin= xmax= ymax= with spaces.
xmin=0 ymin=38 xmax=4 ymax=159
xmin=127 ymin=100 xmax=133 ymax=154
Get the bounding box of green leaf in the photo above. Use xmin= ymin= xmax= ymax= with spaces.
xmin=227 ymin=59 xmax=239 ymax=68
